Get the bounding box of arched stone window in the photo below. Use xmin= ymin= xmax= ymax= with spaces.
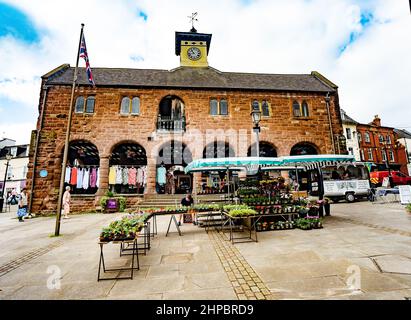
xmin=290 ymin=142 xmax=319 ymax=156
xmin=301 ymin=101 xmax=309 ymax=117
xmin=247 ymin=142 xmax=277 ymax=157
xmin=292 ymin=101 xmax=301 ymax=117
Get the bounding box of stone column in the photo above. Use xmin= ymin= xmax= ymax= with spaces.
xmin=146 ymin=157 xmax=157 ymax=194
xmin=96 ymin=156 xmax=109 ymax=198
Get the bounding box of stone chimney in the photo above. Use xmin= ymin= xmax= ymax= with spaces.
xmin=372 ymin=115 xmax=381 ymax=127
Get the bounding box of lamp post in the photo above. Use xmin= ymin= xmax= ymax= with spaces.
xmin=325 ymin=93 xmax=336 ymax=154
xmin=1 ymin=153 xmax=13 ymax=212
xmin=251 ymin=101 xmax=262 ymax=157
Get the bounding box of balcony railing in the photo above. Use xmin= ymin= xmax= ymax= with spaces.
xmin=157 ymin=115 xmax=186 ymax=132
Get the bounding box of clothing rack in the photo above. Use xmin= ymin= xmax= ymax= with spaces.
xmin=68 ymin=165 xmax=99 ymax=168
xmin=110 ymin=165 xmax=147 ymax=168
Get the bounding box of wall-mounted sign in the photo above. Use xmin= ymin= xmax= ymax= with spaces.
xmin=39 ymin=170 xmax=48 ymax=178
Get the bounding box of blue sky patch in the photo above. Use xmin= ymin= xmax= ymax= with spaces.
xmin=338 ymin=10 xmax=374 ymax=56
xmin=139 ymin=11 xmax=148 ymax=21
xmin=0 ymin=2 xmax=40 ymax=43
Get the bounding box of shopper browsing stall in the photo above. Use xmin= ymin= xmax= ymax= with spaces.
xmin=179 ymin=193 xmax=194 ymax=225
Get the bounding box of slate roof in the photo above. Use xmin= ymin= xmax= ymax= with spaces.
xmin=394 ymin=129 xmax=411 ymax=139
xmin=45 ymin=66 xmax=336 ymax=93
xmin=340 ymin=109 xmax=359 ymax=124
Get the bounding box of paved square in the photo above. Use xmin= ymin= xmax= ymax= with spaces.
xmin=1 ymin=201 xmax=411 ymax=300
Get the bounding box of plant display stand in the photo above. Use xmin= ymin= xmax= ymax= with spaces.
xmin=120 ymin=222 xmax=151 ymax=256
xmin=166 ymin=214 xmax=182 ymax=237
xmin=97 ymin=238 xmax=140 ymax=281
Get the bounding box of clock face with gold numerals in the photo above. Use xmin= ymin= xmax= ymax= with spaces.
xmin=187 ymin=47 xmax=201 ymax=61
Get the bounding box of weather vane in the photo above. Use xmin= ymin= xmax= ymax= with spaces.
xmin=188 ymin=12 xmax=198 ymax=32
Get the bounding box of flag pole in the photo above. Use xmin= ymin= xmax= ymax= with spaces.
xmin=54 ymin=23 xmax=85 ymax=236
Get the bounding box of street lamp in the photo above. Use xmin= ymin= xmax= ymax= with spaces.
xmin=1 ymin=153 xmax=13 ymax=212
xmin=251 ymin=101 xmax=261 ymax=157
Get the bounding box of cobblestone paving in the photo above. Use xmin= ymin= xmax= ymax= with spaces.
xmin=332 ymin=216 xmax=411 ymax=237
xmin=208 ymin=230 xmax=272 ymax=300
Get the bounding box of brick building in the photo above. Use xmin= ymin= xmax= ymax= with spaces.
xmin=357 ymin=115 xmax=408 ymax=174
xmin=27 ymin=29 xmax=345 ymax=214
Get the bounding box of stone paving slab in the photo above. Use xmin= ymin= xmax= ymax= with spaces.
xmin=1 ymin=202 xmax=411 ymax=300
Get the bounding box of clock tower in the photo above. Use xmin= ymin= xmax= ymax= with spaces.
xmin=175 ymin=30 xmax=212 ymax=68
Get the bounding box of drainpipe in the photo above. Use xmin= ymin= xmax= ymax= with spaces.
xmin=325 ymin=92 xmax=336 ymax=154
xmin=28 ymin=84 xmax=49 ymax=214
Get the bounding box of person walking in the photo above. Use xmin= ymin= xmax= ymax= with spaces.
xmin=62 ymin=186 xmax=71 ymax=219
xmin=17 ymin=188 xmax=28 ymax=222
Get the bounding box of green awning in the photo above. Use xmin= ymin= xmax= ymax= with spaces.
xmin=185 ymin=155 xmax=355 ymax=173
xmin=184 ymin=157 xmax=282 ymax=173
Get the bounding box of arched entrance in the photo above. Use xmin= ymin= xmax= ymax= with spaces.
xmin=290 ymin=142 xmax=319 ymax=156
xmin=157 ymin=95 xmax=185 ymax=131
xmin=109 ymin=142 xmax=147 ymax=194
xmin=156 ymin=140 xmax=192 ymax=194
xmin=200 ymin=141 xmax=236 ymax=194
xmin=247 ymin=141 xmax=277 ymax=157
xmin=289 ymin=142 xmax=319 ymax=191
xmin=203 ymin=141 xmax=235 ymax=159
xmin=65 ymin=140 xmax=100 ymax=194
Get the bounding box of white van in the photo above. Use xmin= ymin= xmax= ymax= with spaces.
xmin=321 ymin=163 xmax=371 ymax=202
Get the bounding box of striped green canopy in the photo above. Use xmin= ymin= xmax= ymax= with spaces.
xmin=184 ymin=157 xmax=282 ymax=173
xmin=185 ymin=155 xmax=355 ymax=173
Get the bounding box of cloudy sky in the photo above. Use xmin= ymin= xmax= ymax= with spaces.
xmin=0 ymin=0 xmax=410 ymax=144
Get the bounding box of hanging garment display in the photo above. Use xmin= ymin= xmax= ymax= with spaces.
xmin=82 ymin=168 xmax=90 ymax=189
xmin=128 ymin=167 xmax=137 ymax=186
xmin=70 ymin=167 xmax=78 ymax=185
xmin=115 ymin=166 xmax=123 ymax=184
xmin=122 ymin=167 xmax=129 ymax=185
xmin=65 ymin=167 xmax=71 ymax=184
xmin=143 ymin=166 xmax=147 ymax=186
xmin=108 ymin=166 xmax=116 ymax=185
xmin=76 ymin=168 xmax=84 ymax=189
xmin=137 ymin=167 xmax=144 ymax=185
xmin=96 ymin=168 xmax=100 ymax=188
xmin=157 ymin=166 xmax=167 ymax=184
xmin=90 ymin=167 xmax=97 ymax=188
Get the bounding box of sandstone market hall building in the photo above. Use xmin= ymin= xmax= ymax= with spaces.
xmin=27 ymin=27 xmax=346 ymax=215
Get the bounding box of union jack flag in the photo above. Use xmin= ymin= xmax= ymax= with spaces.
xmin=79 ymin=33 xmax=95 ymax=86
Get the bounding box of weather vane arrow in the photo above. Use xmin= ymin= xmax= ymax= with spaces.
xmin=188 ymin=12 xmax=198 ymax=32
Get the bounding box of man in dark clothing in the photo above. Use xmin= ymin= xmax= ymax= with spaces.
xmin=179 ymin=193 xmax=194 ymax=225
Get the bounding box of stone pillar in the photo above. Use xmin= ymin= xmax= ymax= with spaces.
xmin=96 ymin=156 xmax=109 ymax=196
xmin=146 ymin=157 xmax=157 ymax=194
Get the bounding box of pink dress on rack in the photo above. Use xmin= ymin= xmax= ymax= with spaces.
xmin=128 ymin=167 xmax=137 ymax=186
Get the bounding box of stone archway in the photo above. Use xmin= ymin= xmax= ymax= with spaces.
xmin=156 ymin=140 xmax=192 ymax=194
xmin=247 ymin=141 xmax=277 ymax=157
xmin=157 ymin=95 xmax=185 ymax=131
xmin=290 ymin=142 xmax=319 ymax=156
xmin=65 ymin=140 xmax=100 ymax=195
xmin=109 ymin=142 xmax=147 ymax=194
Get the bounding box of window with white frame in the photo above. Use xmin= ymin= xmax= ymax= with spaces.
xmin=367 ymin=148 xmax=373 ymax=160
xmin=75 ymin=96 xmax=95 ymax=114
xmin=360 ymin=149 xmax=365 ymax=161
xmin=382 ymin=150 xmax=387 ymax=161
xmin=365 ymin=132 xmax=371 ymax=143
xmin=389 ymin=150 xmax=394 ymax=162
xmin=346 ymin=128 xmax=352 ymax=140
xmin=210 ymin=98 xmax=228 ymax=116
xmin=386 ymin=135 xmax=391 ymax=144
xmin=120 ymin=96 xmax=140 ymax=115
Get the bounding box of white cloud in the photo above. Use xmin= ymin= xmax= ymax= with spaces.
xmin=0 ymin=122 xmax=35 ymax=145
xmin=0 ymin=0 xmax=410 ymax=144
